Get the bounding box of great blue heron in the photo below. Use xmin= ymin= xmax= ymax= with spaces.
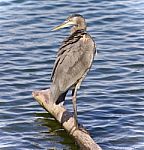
xmin=50 ymin=14 xmax=96 ymax=128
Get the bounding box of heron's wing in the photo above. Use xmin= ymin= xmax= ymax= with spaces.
xmin=51 ymin=31 xmax=96 ymax=92
xmin=51 ymin=31 xmax=82 ymax=80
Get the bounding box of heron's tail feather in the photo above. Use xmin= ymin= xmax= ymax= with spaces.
xmin=56 ymin=90 xmax=68 ymax=105
xmin=50 ymin=84 xmax=68 ymax=105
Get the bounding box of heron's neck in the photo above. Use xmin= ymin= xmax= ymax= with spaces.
xmin=71 ymin=23 xmax=87 ymax=34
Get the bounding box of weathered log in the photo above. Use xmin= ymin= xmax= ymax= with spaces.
xmin=32 ymin=89 xmax=102 ymax=150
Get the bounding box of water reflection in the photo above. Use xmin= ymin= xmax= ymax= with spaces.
xmin=35 ymin=112 xmax=79 ymax=150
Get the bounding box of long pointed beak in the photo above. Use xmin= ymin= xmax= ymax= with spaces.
xmin=52 ymin=20 xmax=75 ymax=31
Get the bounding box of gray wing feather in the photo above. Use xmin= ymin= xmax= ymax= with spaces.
xmin=52 ymin=34 xmax=95 ymax=93
xmin=51 ymin=32 xmax=81 ymax=80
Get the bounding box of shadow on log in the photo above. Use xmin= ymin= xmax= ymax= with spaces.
xmin=32 ymin=89 xmax=102 ymax=150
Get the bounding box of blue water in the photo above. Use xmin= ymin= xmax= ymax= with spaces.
xmin=0 ymin=0 xmax=144 ymax=149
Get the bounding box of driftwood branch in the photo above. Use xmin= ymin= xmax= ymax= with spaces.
xmin=32 ymin=89 xmax=102 ymax=150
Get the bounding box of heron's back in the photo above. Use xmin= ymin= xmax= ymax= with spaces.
xmin=50 ymin=30 xmax=96 ymax=103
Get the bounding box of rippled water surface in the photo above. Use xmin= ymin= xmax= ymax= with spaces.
xmin=0 ymin=0 xmax=144 ymax=149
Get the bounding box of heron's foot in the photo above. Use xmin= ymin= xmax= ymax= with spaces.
xmin=79 ymin=125 xmax=90 ymax=134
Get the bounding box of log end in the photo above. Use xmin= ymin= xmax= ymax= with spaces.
xmin=32 ymin=89 xmax=102 ymax=150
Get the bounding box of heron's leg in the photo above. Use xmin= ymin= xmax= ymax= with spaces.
xmin=72 ymin=76 xmax=85 ymax=129
xmin=72 ymin=84 xmax=79 ymax=129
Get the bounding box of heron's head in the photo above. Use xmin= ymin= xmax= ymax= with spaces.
xmin=52 ymin=14 xmax=87 ymax=33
